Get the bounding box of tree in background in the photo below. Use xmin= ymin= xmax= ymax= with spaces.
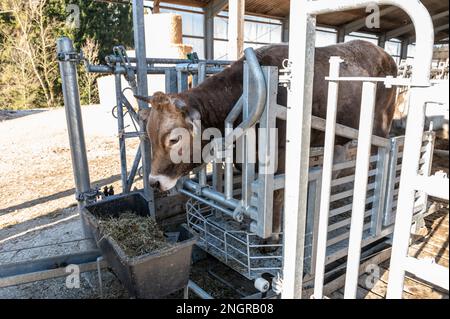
xmin=79 ymin=37 xmax=100 ymax=105
xmin=0 ymin=0 xmax=134 ymax=109
xmin=69 ymin=0 xmax=133 ymax=62
xmin=0 ymin=0 xmax=68 ymax=109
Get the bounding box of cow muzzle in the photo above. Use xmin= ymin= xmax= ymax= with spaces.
xmin=149 ymin=174 xmax=178 ymax=192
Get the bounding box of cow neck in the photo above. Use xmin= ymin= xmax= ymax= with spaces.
xmin=178 ymin=61 xmax=244 ymax=133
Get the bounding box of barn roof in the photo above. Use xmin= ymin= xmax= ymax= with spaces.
xmin=109 ymin=0 xmax=449 ymax=43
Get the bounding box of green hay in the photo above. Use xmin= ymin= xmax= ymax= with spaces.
xmin=98 ymin=211 xmax=171 ymax=257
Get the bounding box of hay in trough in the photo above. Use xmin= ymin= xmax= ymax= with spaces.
xmin=98 ymin=211 xmax=170 ymax=257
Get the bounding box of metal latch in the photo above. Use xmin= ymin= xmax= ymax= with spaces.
xmin=57 ymin=51 xmax=84 ymax=63
xmin=279 ymin=59 xmax=292 ymax=89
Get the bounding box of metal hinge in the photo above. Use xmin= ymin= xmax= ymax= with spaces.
xmin=279 ymin=59 xmax=292 ymax=89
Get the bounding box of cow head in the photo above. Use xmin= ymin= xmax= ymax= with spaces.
xmin=135 ymin=92 xmax=201 ymax=191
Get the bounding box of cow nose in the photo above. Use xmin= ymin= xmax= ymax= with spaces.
xmin=151 ymin=180 xmax=160 ymax=189
xmin=148 ymin=175 xmax=160 ymax=189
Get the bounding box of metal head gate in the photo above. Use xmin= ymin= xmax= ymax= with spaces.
xmin=284 ymin=0 xmax=448 ymax=299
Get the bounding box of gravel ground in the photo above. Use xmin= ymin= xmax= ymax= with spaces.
xmin=0 ymin=105 xmax=140 ymax=298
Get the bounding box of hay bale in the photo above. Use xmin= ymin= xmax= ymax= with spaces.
xmin=98 ymin=211 xmax=170 ymax=257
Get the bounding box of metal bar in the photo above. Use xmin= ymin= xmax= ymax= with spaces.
xmin=281 ymin=4 xmax=316 ymax=299
xmin=165 ymin=69 xmax=178 ymax=93
xmin=125 ymin=147 xmax=142 ymax=193
xmin=403 ymin=257 xmax=449 ymax=291
xmin=115 ymin=73 xmax=128 ymax=192
xmin=132 ymin=0 xmax=155 ymax=217
xmin=0 ymin=250 xmax=104 ymax=288
xmin=344 ymin=81 xmax=378 ymax=299
xmin=180 ymin=189 xmax=236 ymax=219
xmin=105 ymin=55 xmax=232 ymax=66
xmin=87 ymin=64 xmax=225 ymax=75
xmin=241 ymin=62 xmax=257 ymax=211
xmin=306 ymin=0 xmax=434 ymax=85
xmin=388 ymin=86 xmax=444 ymax=298
xmin=224 ymin=48 xmax=267 ymax=148
xmin=310 ymin=115 xmax=390 ymax=148
xmin=383 ymin=138 xmax=400 ymax=226
xmin=198 ymin=62 xmax=207 ymax=84
xmin=313 ymin=56 xmax=342 ymax=299
xmin=57 ymin=37 xmax=94 ymax=238
xmin=224 ymin=96 xmax=243 ymax=199
xmin=371 ymin=146 xmax=390 ymax=236
xmin=198 ymin=167 xmax=207 ymax=187
xmin=177 ymin=70 xmax=189 ymax=93
xmin=255 ymin=66 xmax=279 ymax=239
xmin=187 ymin=280 xmax=214 ymax=299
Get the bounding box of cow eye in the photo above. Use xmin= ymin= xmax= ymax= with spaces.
xmin=169 ymin=135 xmax=181 ymax=145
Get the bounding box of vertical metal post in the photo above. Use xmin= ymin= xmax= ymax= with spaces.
xmin=165 ymin=69 xmax=178 ymax=93
xmin=281 ymin=4 xmax=316 ymax=298
xmin=204 ymin=6 xmax=215 ymax=60
xmin=57 ymin=37 xmax=94 ymax=237
xmin=400 ymin=39 xmax=409 ymax=60
xmin=177 ymin=70 xmax=189 ymax=93
xmin=387 ymin=88 xmax=427 ymax=298
xmin=198 ymin=62 xmax=207 ymax=83
xmin=378 ymin=33 xmax=386 ymax=48
xmin=132 ymin=0 xmax=155 ymax=216
xmin=416 ymin=132 xmax=435 ymax=213
xmin=344 ymin=81 xmax=378 ymax=299
xmin=115 ymin=73 xmax=128 ymax=192
xmin=213 ymin=162 xmax=224 ymax=192
xmin=383 ymin=137 xmax=400 ymax=226
xmin=370 ymin=146 xmax=390 ymax=236
xmin=313 ymin=56 xmax=342 ymax=299
xmin=282 ymin=18 xmax=290 ymax=43
xmin=256 ymin=66 xmax=278 ymax=239
xmin=241 ymin=63 xmax=256 ymax=210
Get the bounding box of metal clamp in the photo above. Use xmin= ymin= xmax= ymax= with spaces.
xmin=232 ymin=203 xmax=245 ymax=223
xmin=57 ymin=51 xmax=84 ymax=63
xmin=75 ymin=187 xmax=99 ymax=203
xmin=271 ymin=273 xmax=283 ymax=295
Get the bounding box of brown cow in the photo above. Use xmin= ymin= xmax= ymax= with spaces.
xmin=136 ymin=40 xmax=397 ymax=240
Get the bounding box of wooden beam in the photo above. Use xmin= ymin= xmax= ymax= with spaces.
xmin=386 ymin=10 xmax=449 ymax=40
xmin=210 ymin=0 xmax=228 ymax=16
xmin=228 ymin=0 xmax=245 ymax=60
xmin=153 ymin=0 xmax=161 ymax=13
xmin=342 ymin=6 xmax=399 ymax=35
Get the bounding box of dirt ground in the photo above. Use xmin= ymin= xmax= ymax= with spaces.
xmin=0 ymin=105 xmax=140 ymax=298
xmin=0 ymin=106 xmax=448 ymax=299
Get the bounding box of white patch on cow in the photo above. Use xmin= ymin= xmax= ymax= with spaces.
xmin=149 ymin=174 xmax=178 ymax=191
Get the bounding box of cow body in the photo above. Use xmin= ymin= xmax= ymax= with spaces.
xmin=137 ymin=40 xmax=398 ymax=238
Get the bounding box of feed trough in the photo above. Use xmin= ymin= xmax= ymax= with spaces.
xmin=82 ymin=192 xmax=197 ymax=298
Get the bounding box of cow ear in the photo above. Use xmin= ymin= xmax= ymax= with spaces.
xmin=138 ymin=108 xmax=151 ymax=121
